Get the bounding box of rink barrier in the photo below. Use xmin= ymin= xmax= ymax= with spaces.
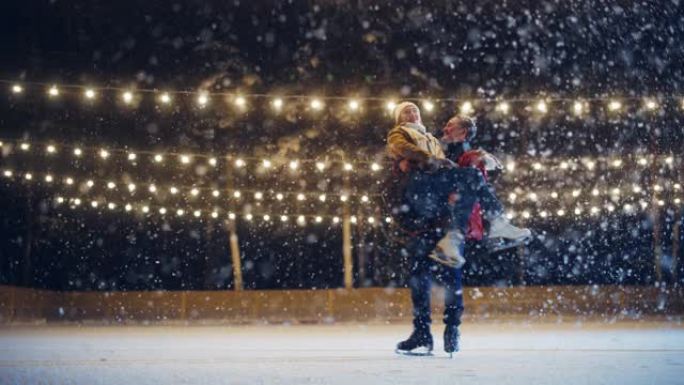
xmin=0 ymin=285 xmax=682 ymax=323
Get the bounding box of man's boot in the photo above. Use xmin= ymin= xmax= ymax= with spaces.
xmin=396 ymin=324 xmax=433 ymax=356
xmin=444 ymin=324 xmax=460 ymax=357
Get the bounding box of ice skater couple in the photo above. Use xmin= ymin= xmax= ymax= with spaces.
xmin=386 ymin=101 xmax=531 ymax=356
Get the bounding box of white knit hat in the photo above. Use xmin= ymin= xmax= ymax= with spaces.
xmin=393 ymin=101 xmax=420 ymax=124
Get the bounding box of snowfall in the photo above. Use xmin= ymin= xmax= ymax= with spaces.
xmin=1 ymin=320 xmax=683 ymax=385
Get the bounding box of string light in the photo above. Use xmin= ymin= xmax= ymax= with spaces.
xmin=24 ymin=173 xmax=33 ymax=180
xmin=254 ymin=191 xmax=263 ymax=200
xmin=289 ymin=160 xmax=299 ymax=170
xmin=190 ymin=188 xmax=199 ymax=196
xmin=235 ymin=158 xmax=246 ymax=168
xmin=608 ymin=100 xmax=621 ymax=112
xmin=107 ymin=181 xmax=116 ymax=189
xmin=212 ymin=189 xmax=220 ymax=197
xmin=316 ymin=162 xmax=326 ymax=171
xmin=262 ymin=159 xmax=272 ymax=169
xmin=535 ymin=100 xmax=548 ymax=114
xmin=315 ymin=216 xmax=323 ymax=223
xmin=176 ymin=209 xmax=185 ymax=216
xmin=73 ymin=198 xmax=81 ymax=206
xmin=46 ymin=145 xmax=56 ymax=154
xmin=348 ymin=99 xmax=360 ymax=111
xmin=86 ymin=180 xmax=94 ymax=188
xmin=495 ymin=101 xmax=510 ymax=115
xmin=11 ymin=84 xmax=23 ymax=94
xmin=20 ymin=143 xmax=30 ymax=151
xmin=361 ymin=195 xmax=369 ymax=203
xmin=208 ymin=157 xmax=217 ymax=166
xmin=122 ymin=91 xmax=134 ymax=104
xmin=638 ymin=157 xmax=648 ymax=166
xmin=99 ymin=149 xmax=110 ymax=159
xmin=233 ymin=191 xmax=241 ymax=198
xmin=340 ymin=195 xmax=349 ymax=202
xmin=371 ymin=163 xmax=381 ymax=171
xmin=125 ymin=204 xmax=132 ymax=212
xmin=149 ymin=184 xmax=157 ymax=193
xmin=128 ymin=153 xmax=137 ymax=161
xmin=108 ymin=203 xmax=117 ymax=210
xmin=461 ymin=101 xmax=474 ymax=115
xmin=73 ymin=148 xmax=82 ymax=157
xmin=310 ymin=98 xmax=323 ymax=110
xmin=385 ymin=101 xmax=397 ymax=112
xmin=159 ymin=93 xmax=171 ymax=104
xmin=280 ymin=215 xmax=288 ymax=222
xmin=319 ymin=194 xmax=326 ymax=202
xmin=65 ymin=177 xmax=74 ymax=185
xmin=244 ymin=213 xmax=252 ymax=220
xmin=333 ymin=216 xmax=340 ymax=224
xmin=271 ymin=98 xmax=283 ymax=111
xmin=159 ymin=207 xmax=167 ymax=214
xmin=3 ymin=170 xmax=12 ymax=177
xmin=228 ymin=212 xmax=236 ymax=220
xmin=263 ymin=214 xmax=271 ymax=221
xmin=142 ymin=206 xmax=150 ymax=213
xmin=422 ymin=100 xmax=434 ymax=112
xmin=170 ymin=186 xmax=178 ymax=194
xmin=297 ymin=193 xmax=305 ymax=201
xmin=234 ymin=96 xmax=247 ymax=109
xmin=127 ymin=183 xmax=136 ymax=192
xmin=154 ymin=154 xmax=163 ymax=163
xmin=343 ymin=163 xmax=353 ymax=171
xmin=197 ymin=92 xmax=209 ymax=107
xmin=48 ymin=86 xmax=59 ymax=97
xmin=276 ymin=193 xmax=284 ymax=201
xmin=180 ymin=155 xmax=191 ymax=164
xmin=573 ymin=101 xmax=584 ymax=116
xmin=91 ymin=201 xmax=99 ymax=208
xmin=644 ymin=99 xmax=658 ymax=110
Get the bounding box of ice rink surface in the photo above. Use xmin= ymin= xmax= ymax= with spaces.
xmin=1 ymin=320 xmax=683 ymax=385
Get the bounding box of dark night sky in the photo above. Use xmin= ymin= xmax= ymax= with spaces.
xmin=0 ymin=0 xmax=683 ymax=291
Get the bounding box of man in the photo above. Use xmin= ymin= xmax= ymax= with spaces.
xmin=386 ymin=101 xmax=530 ymax=356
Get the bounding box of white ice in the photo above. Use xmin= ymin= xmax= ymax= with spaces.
xmin=1 ymin=321 xmax=683 ymax=385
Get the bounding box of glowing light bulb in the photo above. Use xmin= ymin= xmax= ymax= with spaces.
xmin=371 ymin=163 xmax=381 ymax=171
xmin=297 ymin=215 xmax=306 ymax=225
xmin=211 ymin=211 xmax=219 ymax=219
xmin=638 ymin=157 xmax=648 ymax=166
xmin=45 ymin=145 xmax=56 ymax=154
xmin=108 ymin=203 xmax=116 ymax=210
xmin=351 ymin=216 xmax=357 ymax=224
xmin=532 ymin=162 xmax=542 ymax=171
xmin=128 ymin=183 xmax=136 ymax=192
xmin=208 ymin=157 xmax=217 ymax=166
xmin=244 ymin=213 xmax=252 ymax=220
xmin=289 ymin=160 xmax=299 ymax=170
xmin=422 ymin=100 xmax=434 ymax=112
xmin=48 ymin=86 xmax=59 ymax=97
xmin=197 ymin=92 xmax=209 ymax=107
xmin=262 ymin=159 xmax=271 ymax=168
xmin=149 ymin=184 xmax=157 ymax=193
xmin=3 ymin=170 xmax=12 ymax=177
xmin=11 ymin=84 xmax=23 ymax=94
xmin=333 ymin=216 xmax=340 ymax=224
xmin=234 ymin=96 xmax=246 ymax=108
xmin=633 ymin=185 xmax=642 ymax=193
xmin=264 ymin=215 xmax=271 ymax=221
xmin=73 ymin=148 xmax=82 ymax=156
xmin=539 ymin=211 xmax=548 ymax=218
xmin=86 ymin=180 xmax=94 ymax=188
xmin=367 ymin=217 xmax=375 ymax=224
xmin=142 ymin=206 xmax=150 ymax=213
xmin=310 ymin=99 xmax=323 ymax=110
xmin=557 ymin=209 xmax=565 ymax=216
xmin=99 ymin=149 xmax=110 ymax=159
xmin=319 ymin=194 xmax=326 ymax=202
xmin=344 ymin=163 xmax=353 ymax=171
xmin=122 ymin=91 xmax=133 ymax=104
xmin=154 ymin=154 xmax=163 ymax=163
xmin=56 ymin=197 xmax=64 ymax=204
xmin=506 ymin=161 xmax=515 ymax=171
xmin=235 ymin=158 xmax=246 ymax=168
xmin=125 ymin=204 xmax=132 ymax=212
xmin=169 ymin=186 xmax=178 ymax=194
xmin=297 ymin=193 xmax=305 ymax=201
xmin=228 ymin=212 xmax=236 ymax=220
xmin=316 ymin=162 xmax=326 ymax=171
xmin=180 ymin=155 xmax=191 ymax=164
xmin=315 ymin=216 xmax=323 ymax=223
xmin=612 ymin=159 xmax=623 ymax=167
xmin=608 ymin=100 xmax=621 ymax=111
xmin=128 ymin=153 xmax=137 ymax=161
xmin=91 ymin=201 xmax=99 ymax=208
xmin=592 ymin=188 xmax=600 ymax=196
xmin=496 ymin=102 xmax=510 ymax=114
xmin=176 ymin=209 xmax=185 ymax=216
xmin=386 ymin=101 xmax=396 ymax=112
xmin=340 ymin=195 xmax=348 ymax=202
xmin=665 ymin=156 xmax=674 ymax=165
xmin=212 ymin=190 xmax=220 ymax=197
xmin=159 ymin=207 xmax=167 ymax=214
xmin=159 ymin=93 xmax=171 ymax=104
xmin=254 ymin=192 xmax=263 ymax=200
xmin=590 ymin=206 xmax=600 ymax=215
xmin=348 ymin=99 xmax=360 ymax=111
xmin=276 ymin=193 xmax=284 ymax=201
xmin=107 ymin=182 xmax=116 ymax=189
xmin=24 ymin=173 xmax=32 ymax=180
xmin=65 ymin=177 xmax=73 ymax=185
xmin=574 ymin=207 xmax=582 ymax=215
xmin=74 ymin=199 xmax=81 ymax=206
xmin=551 ymin=191 xmax=558 ymax=199
xmin=385 ymin=217 xmax=392 ymax=223
xmin=280 ymin=215 xmax=288 ymax=222
xmin=460 ymin=101 xmax=474 ymax=115
xmin=535 ymin=100 xmax=548 ymax=114
xmin=272 ymin=98 xmax=283 ymax=110
xmin=644 ymin=99 xmax=658 ymax=110
xmin=20 ymin=143 xmax=30 ymax=151
xmin=572 ymin=189 xmax=581 ymax=198
xmin=190 ymin=188 xmax=199 ymax=196
xmin=586 ymin=161 xmax=595 ymax=170
xmin=361 ymin=195 xmax=369 ymax=203
xmin=84 ymin=89 xmax=96 ymax=99
xmin=573 ymin=101 xmax=584 ymax=116
xmin=233 ymin=191 xmax=241 ymax=198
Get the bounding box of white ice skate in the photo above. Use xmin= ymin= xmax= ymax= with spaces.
xmin=427 ymin=229 xmax=466 ymax=268
xmin=488 ymin=216 xmax=531 ymax=241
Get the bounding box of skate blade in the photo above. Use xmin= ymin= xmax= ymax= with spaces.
xmin=487 ymin=237 xmax=529 ymax=253
xmin=395 ymin=348 xmax=433 ymax=357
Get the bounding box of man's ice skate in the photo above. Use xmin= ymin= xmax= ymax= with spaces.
xmin=427 ymin=229 xmax=466 ymax=268
xmin=396 ymin=328 xmax=433 ymax=356
xmin=444 ymin=324 xmax=460 ymax=358
xmin=487 ymin=215 xmax=531 ymax=241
